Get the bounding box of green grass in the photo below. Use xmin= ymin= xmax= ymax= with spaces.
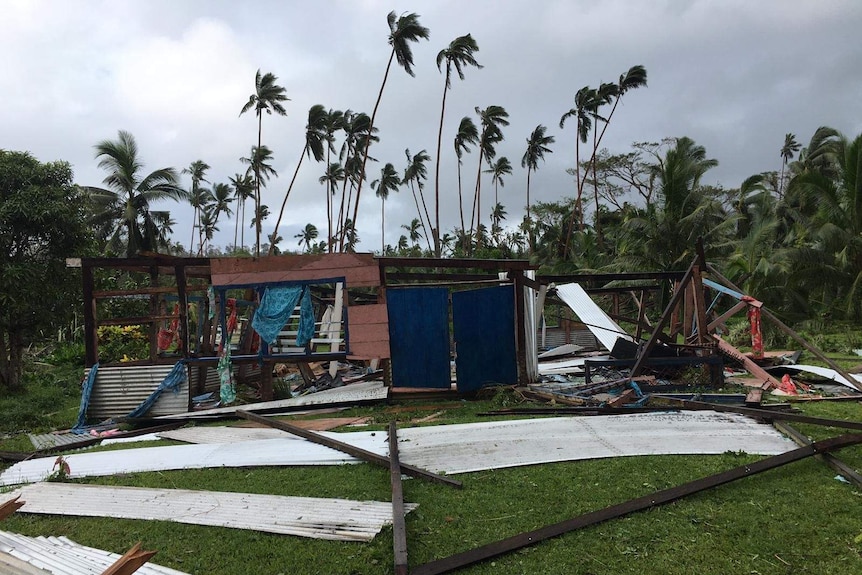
xmin=1 ymin=349 xmax=862 ymax=574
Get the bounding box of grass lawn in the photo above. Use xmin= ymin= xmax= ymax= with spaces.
xmin=1 ymin=360 xmax=861 ymax=574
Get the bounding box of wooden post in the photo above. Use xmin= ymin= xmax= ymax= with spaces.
xmin=511 ymin=270 xmax=529 ymax=384
xmin=389 ymin=422 xmax=409 ymax=575
xmin=82 ymin=261 xmax=98 ymax=366
xmin=148 ymin=265 xmax=159 ymax=362
xmin=174 ymin=264 xmax=189 ymax=358
xmin=691 ymin=266 xmax=710 ymax=345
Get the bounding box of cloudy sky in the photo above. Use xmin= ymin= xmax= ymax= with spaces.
xmin=2 ymin=0 xmax=861 ymax=253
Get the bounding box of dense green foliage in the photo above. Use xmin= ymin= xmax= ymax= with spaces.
xmin=0 ymin=151 xmax=92 ymax=390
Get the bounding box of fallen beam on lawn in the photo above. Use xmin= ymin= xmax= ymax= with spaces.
xmin=0 ymin=496 xmax=23 ymax=521
xmin=772 ymin=421 xmax=862 ymax=490
xmin=101 ymin=542 xmax=157 ymax=575
xmin=235 ymin=410 xmax=462 ymax=489
xmin=389 ymin=422 xmax=408 ymax=575
xmin=411 ymin=433 xmax=862 ymax=575
xmin=657 ymin=398 xmax=862 ymax=431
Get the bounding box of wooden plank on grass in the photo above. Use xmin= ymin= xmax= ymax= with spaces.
xmin=0 ymin=496 xmax=24 ymax=521
xmin=389 ymin=422 xmax=408 ymax=575
xmin=411 ymin=433 xmax=862 ymax=575
xmin=236 ymin=411 xmax=461 ymax=489
xmin=100 ymin=542 xmax=157 ymax=575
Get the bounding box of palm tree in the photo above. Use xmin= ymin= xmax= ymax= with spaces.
xmin=402 ymin=218 xmax=423 ymax=247
xmin=229 ymin=172 xmax=254 ymax=252
xmin=240 ymin=144 xmax=278 ymax=247
xmin=454 ymin=116 xmax=479 ymax=237
xmin=485 ymin=156 xmax=512 ymax=207
xmin=491 ymin=202 xmax=508 ymax=247
xmin=560 ymin=86 xmax=596 ymax=241
xmin=295 ymin=223 xmax=319 ymax=252
xmin=322 ymin=109 xmax=345 ymax=252
xmin=351 ymin=11 xmax=430 ymax=250
xmin=779 ymin=133 xmax=801 ymax=197
xmin=337 ymin=111 xmax=378 ymax=250
xmin=88 ymin=130 xmax=185 ymax=257
xmin=182 ymin=160 xmax=210 ymax=253
xmin=403 ymin=148 xmax=434 ymax=253
xmin=239 ymin=69 xmax=289 ymax=255
xmin=471 ymin=105 xmax=509 ymax=243
xmin=269 ymin=104 xmax=328 ymax=254
xmin=434 ymin=33 xmax=482 ymax=257
xmin=522 ymin=124 xmax=555 ymax=251
xmin=250 ymin=204 xmax=270 ymax=235
xmin=319 ymin=161 xmax=345 ymax=252
xmin=372 ymin=162 xmax=401 ymax=253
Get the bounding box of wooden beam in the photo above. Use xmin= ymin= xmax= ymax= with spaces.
xmin=377 ymin=257 xmax=535 ymax=271
xmin=714 ymin=337 xmax=783 ymax=389
xmin=691 ymin=266 xmax=710 ymax=345
xmin=82 ymin=261 xmax=98 ymax=366
xmin=773 ymin=421 xmax=862 ymax=490
xmin=410 ymin=433 xmax=862 ymax=575
xmin=235 ymin=411 xmax=462 ymax=488
xmin=101 ymin=542 xmax=157 ymax=575
xmin=707 ymin=300 xmax=748 ymax=332
xmin=0 ymin=496 xmax=24 ymax=521
xmin=631 ymin=259 xmax=698 ymax=377
xmin=389 ymin=422 xmax=409 ymax=575
xmin=706 ymin=264 xmax=862 ymax=393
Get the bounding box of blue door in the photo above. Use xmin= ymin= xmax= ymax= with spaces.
xmin=386 ymin=287 xmax=451 ymax=388
xmin=452 ymin=285 xmax=517 ymax=393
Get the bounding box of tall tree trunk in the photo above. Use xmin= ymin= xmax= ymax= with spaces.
xmin=457 ymin=160 xmax=466 ymax=237
xmin=335 ymin=159 xmax=352 ymax=253
xmin=233 ymin=199 xmax=240 ymax=252
xmin=270 ymin=144 xmax=308 ymax=255
xmin=325 ymin=147 xmax=333 ymax=253
xmin=255 ymin=115 xmax=263 ymax=257
xmin=189 ymin=202 xmax=197 ymax=254
xmin=381 ymin=197 xmax=386 ymax=253
xmin=564 ymin=129 xmax=582 ymax=259
xmin=526 ymin=168 xmax=533 ymax=254
xmin=592 ymin=124 xmax=603 ymax=248
xmin=469 ymin=145 xmax=485 ymax=252
xmin=409 ymin=180 xmax=434 ymax=254
xmin=349 ymin=47 xmax=396 ymax=250
xmin=433 ymin=69 xmax=451 ymax=258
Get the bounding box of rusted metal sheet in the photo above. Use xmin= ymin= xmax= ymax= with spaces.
xmin=86 ymin=365 xmax=189 ymax=419
xmin=210 ymin=253 xmax=380 ymax=287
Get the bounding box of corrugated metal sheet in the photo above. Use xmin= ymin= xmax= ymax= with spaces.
xmin=538 ymin=354 xmax=610 ymax=376
xmin=1 ymin=412 xmax=795 ymax=484
xmin=28 ymin=433 xmax=88 ymax=451
xmin=0 ymin=530 xmax=189 ymax=575
xmin=158 ymin=427 xmax=288 ymax=444
xmin=555 ymin=283 xmax=634 ymax=352
xmin=0 ymin=435 xmax=383 ymax=486
xmin=86 ymin=365 xmax=189 ymax=419
xmin=159 ymin=380 xmax=388 ymax=419
xmin=391 ymin=411 xmax=795 ymax=474
xmin=540 ymin=327 xmax=599 ymax=351
xmin=2 ymin=484 xmax=416 ymax=543
xmin=767 ymin=364 xmax=862 ymax=391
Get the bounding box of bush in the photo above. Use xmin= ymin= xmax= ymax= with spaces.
xmin=97 ymin=325 xmax=149 ymax=363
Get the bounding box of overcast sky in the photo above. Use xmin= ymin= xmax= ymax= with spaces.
xmin=3 ymin=0 xmax=861 ymax=253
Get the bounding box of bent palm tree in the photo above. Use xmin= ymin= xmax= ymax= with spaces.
xmin=269 ymin=104 xmax=328 ymax=254
xmin=182 ymin=160 xmax=210 ymax=253
xmin=779 ymin=133 xmax=801 ymax=197
xmin=471 ymin=105 xmax=509 ymax=243
xmin=522 ymin=124 xmax=555 ymax=251
xmin=352 ymin=11 xmax=430 ymax=249
xmin=322 ymin=109 xmax=345 ymax=251
xmin=403 ymin=148 xmax=434 ymax=252
xmin=88 ymin=130 xmax=185 ymax=257
xmin=485 ymin=156 xmax=512 ymax=207
xmin=454 ymin=116 xmax=479 ymax=236
xmin=434 ymin=33 xmax=481 ymax=256
xmin=229 ymin=172 xmax=254 ymax=252
xmin=560 ymin=86 xmax=596 ymax=239
xmin=295 ymin=223 xmax=319 ymax=252
xmin=320 ymin=161 xmax=345 ymax=252
xmin=372 ymin=162 xmax=401 ymax=253
xmin=239 ymin=69 xmax=289 ymax=255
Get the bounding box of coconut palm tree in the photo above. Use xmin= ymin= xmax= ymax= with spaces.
xmin=295 ymin=223 xmax=319 ymax=252
xmin=454 ymin=116 xmax=479 ymax=236
xmin=88 ymin=130 xmax=185 ymax=257
xmin=403 ymin=148 xmax=434 ymax=253
xmin=372 ymin=162 xmax=401 ymax=253
xmin=351 ymin=11 xmax=430 ymax=248
xmin=239 ymin=69 xmax=289 ymax=255
xmin=471 ymin=105 xmax=509 ymax=243
xmin=182 ymin=160 xmax=210 ymax=253
xmin=560 ymin=86 xmax=597 ymax=241
xmin=240 ymin=145 xmax=278 ymax=211
xmin=522 ymin=124 xmax=555 ymax=251
xmin=319 ymin=161 xmax=345 ymax=252
xmin=337 ymin=111 xmax=377 ymax=250
xmin=269 ymin=104 xmax=328 ymax=254
xmin=779 ymin=133 xmax=801 ymax=197
xmin=434 ymin=33 xmax=482 ymax=256
xmin=485 ymin=156 xmax=512 ymax=207
xmin=402 ymin=218 xmax=423 ymax=248
xmin=229 ymin=172 xmax=254 ymax=252
xmin=322 ymin=109 xmax=345 ymax=251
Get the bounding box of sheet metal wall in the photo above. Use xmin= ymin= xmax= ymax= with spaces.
xmin=85 ymin=364 xmax=189 ymax=419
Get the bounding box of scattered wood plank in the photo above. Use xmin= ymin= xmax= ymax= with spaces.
xmin=235 ymin=411 xmax=462 ymax=489
xmin=101 ymin=542 xmax=157 ymax=575
xmin=410 ymin=433 xmax=862 ymax=575
xmin=389 ymin=422 xmax=408 ymax=575
xmin=0 ymin=496 xmax=24 ymax=521
xmin=745 ymin=388 xmax=763 ymax=407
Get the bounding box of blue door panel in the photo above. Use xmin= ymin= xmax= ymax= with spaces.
xmin=386 ymin=288 xmax=451 ymax=388
xmin=452 ymin=285 xmax=517 ymax=393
